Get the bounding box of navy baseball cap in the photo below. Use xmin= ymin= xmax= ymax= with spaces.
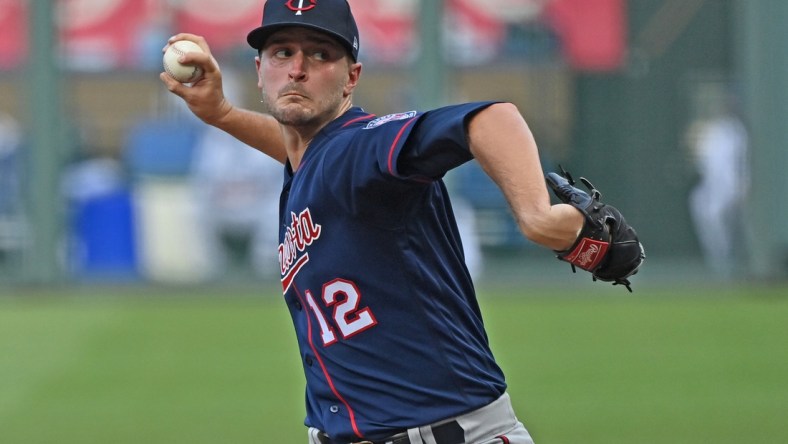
xmin=247 ymin=0 xmax=360 ymax=61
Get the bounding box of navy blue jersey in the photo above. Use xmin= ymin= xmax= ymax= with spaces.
xmin=277 ymin=102 xmax=506 ymax=442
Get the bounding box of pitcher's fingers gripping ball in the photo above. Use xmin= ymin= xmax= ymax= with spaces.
xmin=546 ymin=167 xmax=645 ymax=291
xmin=163 ymin=40 xmax=205 ymax=84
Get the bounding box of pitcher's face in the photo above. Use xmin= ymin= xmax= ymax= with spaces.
xmin=256 ymin=27 xmax=360 ymax=128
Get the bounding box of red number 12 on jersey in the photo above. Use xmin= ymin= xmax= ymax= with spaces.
xmin=305 ymin=278 xmax=378 ymax=346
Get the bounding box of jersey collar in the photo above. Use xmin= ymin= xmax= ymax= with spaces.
xmin=322 ymin=107 xmax=376 ymax=135
xmin=284 ymin=107 xmax=375 ymax=176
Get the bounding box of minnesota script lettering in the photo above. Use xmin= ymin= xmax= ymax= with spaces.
xmin=280 ymin=208 xmax=322 ymax=291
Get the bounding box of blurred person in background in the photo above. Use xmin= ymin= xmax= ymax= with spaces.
xmin=191 ymin=69 xmax=282 ymax=280
xmin=0 ymin=112 xmax=26 ymax=265
xmin=687 ymin=88 xmax=750 ymax=279
xmin=0 ymin=113 xmax=23 ymax=215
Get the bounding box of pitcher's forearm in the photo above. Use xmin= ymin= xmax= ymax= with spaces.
xmin=213 ymin=106 xmax=287 ymax=164
xmin=514 ymin=203 xmax=583 ymax=251
xmin=468 ymin=103 xmax=583 ymax=251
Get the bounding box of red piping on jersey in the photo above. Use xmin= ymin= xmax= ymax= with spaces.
xmin=292 ymin=283 xmax=365 ymax=439
xmin=341 ymin=113 xmax=376 ymax=128
xmin=497 ymin=435 xmax=510 ymax=444
xmin=387 ymin=117 xmax=417 ymax=176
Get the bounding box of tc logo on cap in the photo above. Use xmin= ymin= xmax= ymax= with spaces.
xmin=286 ymin=0 xmax=316 ymax=15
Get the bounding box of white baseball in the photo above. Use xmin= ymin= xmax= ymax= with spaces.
xmin=163 ymin=40 xmax=205 ymax=84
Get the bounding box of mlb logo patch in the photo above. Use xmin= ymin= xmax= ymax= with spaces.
xmin=364 ymin=111 xmax=417 ymax=129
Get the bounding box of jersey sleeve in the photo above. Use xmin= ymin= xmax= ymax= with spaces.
xmin=345 ymin=101 xmax=498 ymax=184
xmin=394 ymin=101 xmax=499 ymax=179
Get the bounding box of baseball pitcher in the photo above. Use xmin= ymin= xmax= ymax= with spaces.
xmin=160 ymin=1 xmax=644 ymax=442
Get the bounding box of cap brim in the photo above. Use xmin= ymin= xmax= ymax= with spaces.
xmin=246 ymin=26 xmax=275 ymax=51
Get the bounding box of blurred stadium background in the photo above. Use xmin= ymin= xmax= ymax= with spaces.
xmin=1 ymin=1 xmax=787 ymax=443
xmin=1 ymin=0 xmax=786 ymax=285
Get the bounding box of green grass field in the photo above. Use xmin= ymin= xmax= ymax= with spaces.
xmin=1 ymin=284 xmax=787 ymax=443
